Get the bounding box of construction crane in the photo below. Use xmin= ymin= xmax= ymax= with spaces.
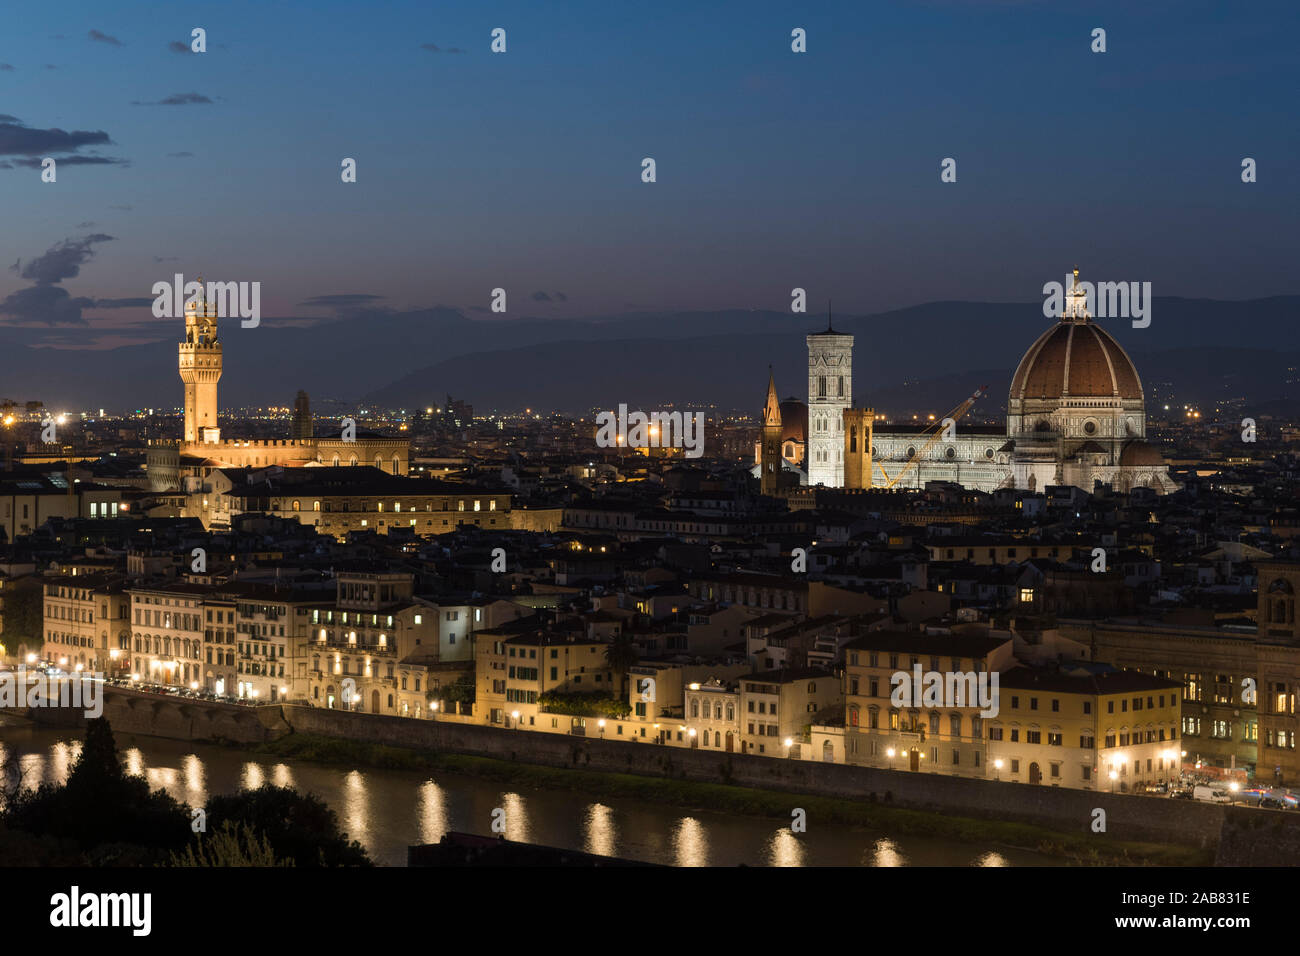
xmin=1 ymin=399 xmax=45 ymax=471
xmin=875 ymin=386 xmax=987 ymax=490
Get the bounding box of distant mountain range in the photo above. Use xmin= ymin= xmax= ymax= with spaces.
xmin=4 ymin=297 xmax=1297 ymax=418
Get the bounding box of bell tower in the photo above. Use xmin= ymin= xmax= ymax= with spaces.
xmin=807 ymin=304 xmax=853 ymax=487
xmin=761 ymin=369 xmax=783 ymax=496
xmin=178 ymin=279 xmax=222 ymax=443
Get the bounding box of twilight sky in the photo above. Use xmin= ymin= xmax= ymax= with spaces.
xmin=1 ymin=0 xmax=1296 ymax=349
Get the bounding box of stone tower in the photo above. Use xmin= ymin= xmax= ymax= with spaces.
xmin=760 ymin=369 xmax=783 ymax=496
xmin=807 ymin=308 xmax=853 ymax=487
xmin=292 ymin=390 xmax=313 ymax=440
xmin=843 ymin=407 xmax=874 ymax=489
xmin=178 ymin=283 xmax=221 ymax=444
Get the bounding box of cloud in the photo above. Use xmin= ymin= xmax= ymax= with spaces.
xmin=152 ymin=255 xmax=179 ymax=263
xmin=110 ymin=204 xmax=132 ymax=211
xmin=299 ymin=293 xmax=386 ymax=308
xmin=531 ymin=291 xmax=552 ymax=302
xmin=167 ymin=40 xmax=192 ymax=54
xmin=88 ymin=30 xmax=122 ymax=46
xmin=0 ymin=115 xmax=19 ymax=123
xmin=0 ymin=155 xmax=126 ymax=169
xmin=0 ymin=119 xmax=112 ymax=157
xmin=19 ymin=233 xmax=114 ymax=285
xmin=132 ymin=92 xmax=212 ymax=106
xmin=44 ymin=65 xmax=56 ymax=70
xmin=0 ymin=285 xmax=94 ymax=325
xmin=421 ymin=43 xmax=464 ymax=54
xmin=555 ymin=292 xmax=568 ymax=302
xmin=0 ymin=64 xmax=13 ymax=72
xmin=167 ymin=151 xmax=194 ymax=158
xmin=0 ymin=234 xmax=115 ymax=326
xmin=75 ymin=221 xmax=95 ymax=228
xmin=92 ymin=296 xmax=153 ymax=308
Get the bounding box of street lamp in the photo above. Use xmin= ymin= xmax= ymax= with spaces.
xmin=994 ymin=758 xmax=1004 ymax=781
xmin=886 ymin=746 xmax=896 ymax=771
xmin=511 ymin=709 xmax=520 ymax=730
xmin=783 ymin=736 xmax=794 ymax=758
xmin=598 ymin=718 xmax=606 ymax=739
xmin=1229 ymin=781 xmax=1240 ymax=806
xmin=1108 ymin=768 xmax=1118 ymax=793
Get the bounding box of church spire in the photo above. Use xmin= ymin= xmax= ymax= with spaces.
xmin=826 ymin=299 xmax=833 ymax=332
xmin=763 ymin=366 xmax=782 ymax=427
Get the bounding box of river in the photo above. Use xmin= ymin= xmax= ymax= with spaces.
xmin=0 ymin=721 xmax=1057 ymax=866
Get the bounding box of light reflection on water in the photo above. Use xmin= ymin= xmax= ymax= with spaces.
xmin=583 ymin=802 xmax=615 ymax=858
xmin=0 ymin=724 xmax=1058 ymax=868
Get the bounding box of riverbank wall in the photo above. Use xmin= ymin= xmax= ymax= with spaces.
xmin=31 ymin=688 xmax=1299 ymax=858
xmin=281 ymin=704 xmax=1228 ymax=851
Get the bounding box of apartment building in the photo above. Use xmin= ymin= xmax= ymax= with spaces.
xmin=842 ymin=631 xmax=1016 ymax=777
xmin=738 ymin=667 xmax=841 ymax=757
xmin=41 ymin=572 xmax=130 ymax=676
xmin=991 ymin=666 xmax=1182 ymax=791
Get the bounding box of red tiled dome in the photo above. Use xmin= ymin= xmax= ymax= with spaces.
xmin=1010 ymin=319 xmax=1142 ymax=401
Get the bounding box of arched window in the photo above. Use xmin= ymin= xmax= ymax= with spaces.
xmin=292 ymin=500 xmax=300 ymax=511
xmin=690 ymin=699 xmax=699 ymax=718
xmin=332 ymin=455 xmax=340 ymax=467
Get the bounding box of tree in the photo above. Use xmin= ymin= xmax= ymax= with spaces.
xmin=1 ymin=583 xmax=43 ymax=659
xmin=430 ymin=671 xmax=475 ymax=715
xmin=3 ymin=718 xmax=193 ymax=861
xmin=169 ymin=821 xmax=293 ymax=867
xmin=603 ymin=634 xmax=639 ymax=701
xmin=204 ymin=785 xmax=372 ymax=867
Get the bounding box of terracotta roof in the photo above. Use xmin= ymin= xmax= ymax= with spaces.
xmin=1010 ymin=319 xmax=1142 ymax=400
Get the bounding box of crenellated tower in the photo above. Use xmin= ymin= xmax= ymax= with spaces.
xmin=843 ymin=406 xmax=875 ymax=489
xmin=178 ymin=280 xmax=222 ymax=443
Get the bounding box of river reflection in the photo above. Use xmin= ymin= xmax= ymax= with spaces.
xmin=0 ymin=723 xmax=1058 ymax=867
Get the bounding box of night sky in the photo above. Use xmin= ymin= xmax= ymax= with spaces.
xmin=1 ymin=0 xmax=1296 ymax=349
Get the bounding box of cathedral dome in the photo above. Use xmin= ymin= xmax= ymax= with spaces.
xmin=1119 ymin=440 xmax=1163 ymax=467
xmin=778 ymin=398 xmax=807 ymax=444
xmin=1009 ymin=317 xmax=1142 ymax=402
